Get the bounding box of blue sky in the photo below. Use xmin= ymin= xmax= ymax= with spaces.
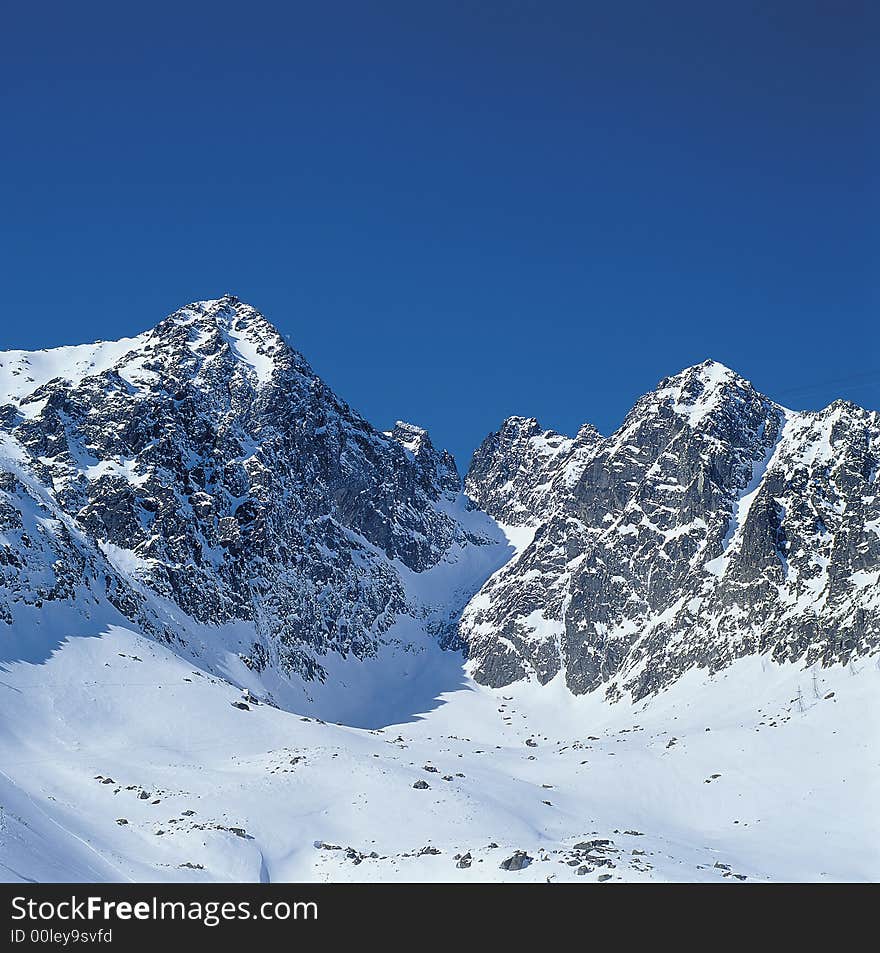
xmin=2 ymin=1 xmax=877 ymax=466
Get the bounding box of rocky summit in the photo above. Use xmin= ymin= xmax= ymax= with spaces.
xmin=0 ymin=295 xmax=504 ymax=707
xmin=462 ymin=360 xmax=880 ymax=699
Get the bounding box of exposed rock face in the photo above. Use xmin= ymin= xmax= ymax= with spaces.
xmin=0 ymin=296 xmax=499 ymax=683
xmin=462 ymin=361 xmax=880 ymax=699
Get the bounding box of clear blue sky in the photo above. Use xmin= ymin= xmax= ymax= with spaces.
xmin=2 ymin=1 xmax=877 ymax=467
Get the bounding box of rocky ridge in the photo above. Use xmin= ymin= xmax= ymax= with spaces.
xmin=462 ymin=361 xmax=879 ymax=699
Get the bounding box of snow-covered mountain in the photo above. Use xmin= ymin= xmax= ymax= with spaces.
xmin=0 ymin=295 xmax=508 ymax=722
xmin=463 ymin=361 xmax=880 ymax=700
xmin=0 ymin=299 xmax=876 ymax=883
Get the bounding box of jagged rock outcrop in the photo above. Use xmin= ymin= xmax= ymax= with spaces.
xmin=462 ymin=361 xmax=880 ymax=699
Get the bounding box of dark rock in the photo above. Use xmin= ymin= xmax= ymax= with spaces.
xmin=500 ymin=851 xmax=532 ymax=871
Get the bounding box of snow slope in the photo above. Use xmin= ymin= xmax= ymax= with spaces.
xmin=0 ymin=622 xmax=875 ymax=883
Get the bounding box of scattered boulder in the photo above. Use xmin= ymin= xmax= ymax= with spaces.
xmin=500 ymin=851 xmax=532 ymax=871
xmin=412 ymin=779 xmax=430 ymax=790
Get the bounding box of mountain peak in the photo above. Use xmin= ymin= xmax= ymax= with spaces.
xmin=161 ymin=295 xmax=281 ymax=337
xmin=633 ymin=359 xmax=769 ymax=432
xmin=149 ymin=296 xmax=307 ymax=386
xmin=496 ymin=416 xmax=543 ymax=438
xmin=391 ymin=420 xmax=432 ymax=453
xmin=666 ymin=359 xmax=747 ymax=388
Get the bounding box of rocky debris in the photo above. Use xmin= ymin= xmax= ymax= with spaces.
xmin=573 ymin=839 xmax=612 ymax=850
xmin=598 ymin=873 xmax=612 ymax=882
xmin=412 ymin=780 xmax=430 ymax=790
xmin=231 ymin=701 xmax=250 ymax=711
xmin=500 ymin=851 xmax=532 ymax=871
xmin=115 ymin=818 xmax=128 ymax=825
xmin=456 ymin=852 xmax=473 ymax=869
